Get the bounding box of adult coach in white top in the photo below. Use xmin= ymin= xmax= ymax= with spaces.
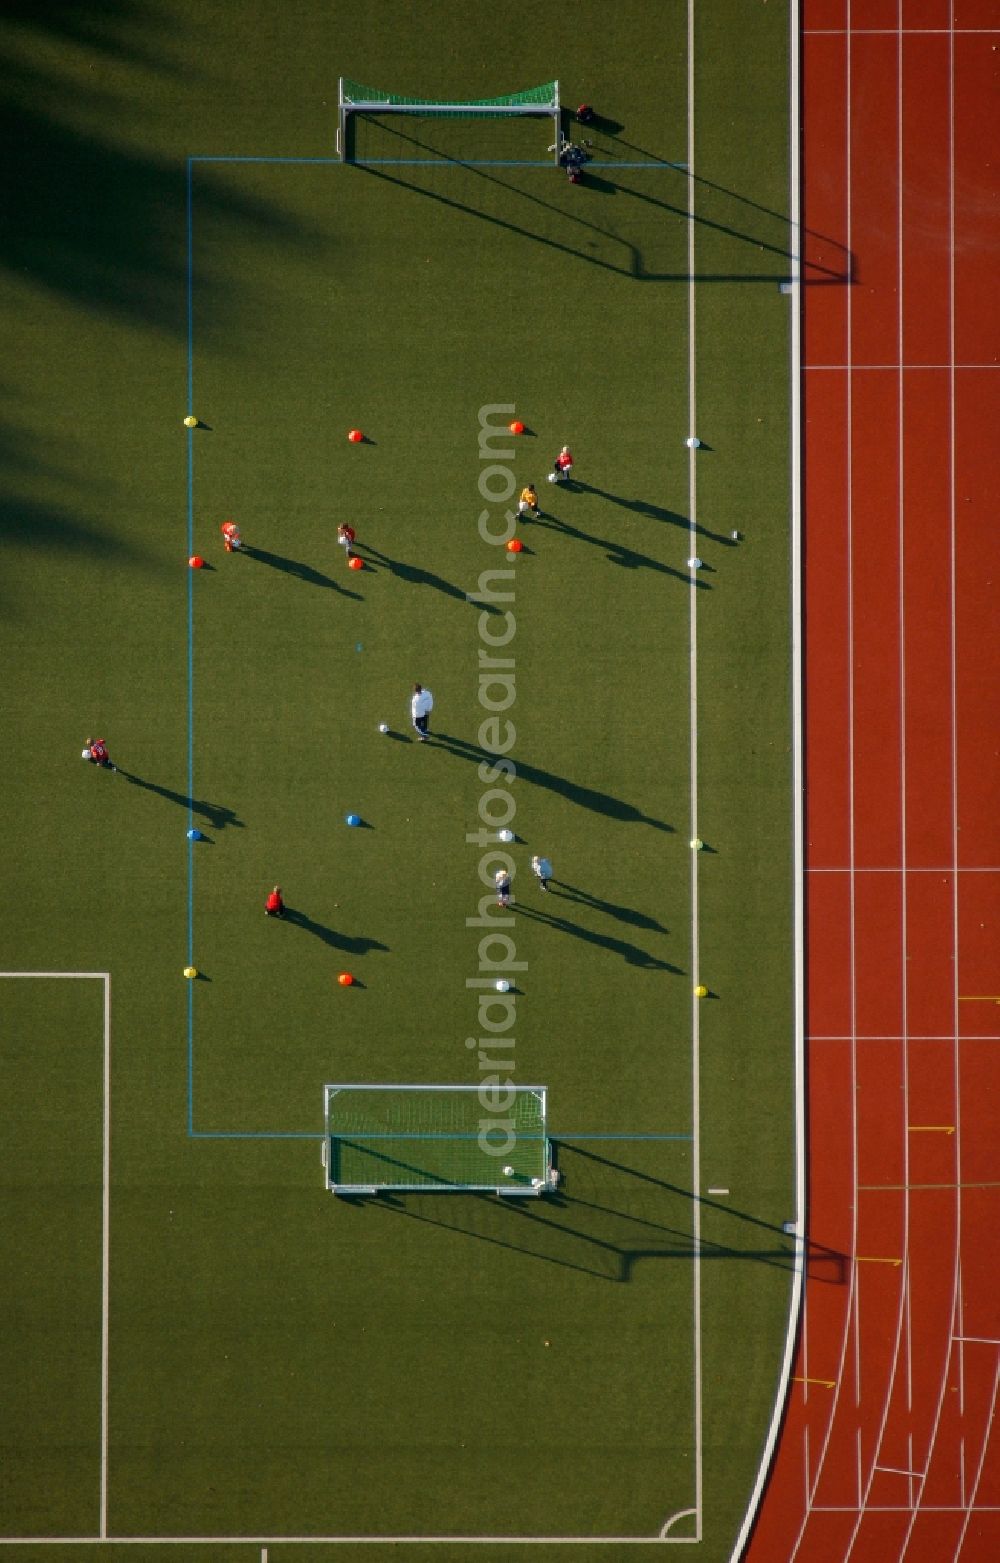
xmin=411 ymin=682 xmax=433 ymax=740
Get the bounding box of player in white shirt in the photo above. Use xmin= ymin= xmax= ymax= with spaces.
xmin=410 ymin=683 xmax=434 ymax=740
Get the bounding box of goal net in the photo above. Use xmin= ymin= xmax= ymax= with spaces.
xmin=323 ymin=1083 xmax=554 ymax=1195
xmin=337 ymin=77 xmax=561 ymax=162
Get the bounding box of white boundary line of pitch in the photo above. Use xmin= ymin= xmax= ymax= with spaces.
xmin=726 ymin=0 xmax=807 ymax=1556
xmin=0 ymin=972 xmax=110 ymax=1542
xmin=684 ymin=0 xmax=705 ymax=1543
xmin=1 ymin=20 xmax=710 ymax=1555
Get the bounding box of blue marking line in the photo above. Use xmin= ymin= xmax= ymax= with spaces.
xmin=188 ymin=1129 xmax=691 ymax=1142
xmin=188 ymin=153 xmax=686 ymax=172
xmin=352 ymin=158 xmax=686 ymax=170
xmin=190 ymin=1131 xmax=327 ymax=1140
xmin=183 ymin=150 xmax=686 ymax=1143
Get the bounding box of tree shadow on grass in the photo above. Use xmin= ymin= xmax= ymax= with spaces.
xmin=282 ymin=908 xmax=388 ymax=957
xmin=515 ymin=901 xmax=681 ymax=973
xmin=430 ymin=731 xmax=674 ymax=832
xmin=243 ymin=546 xmax=362 ymax=599
xmin=117 ymin=771 xmax=243 ymax=830
xmin=0 ymin=4 xmax=321 ymax=334
xmin=1 ymin=492 xmax=161 ymax=579
xmin=359 ymin=544 xmax=496 ymax=611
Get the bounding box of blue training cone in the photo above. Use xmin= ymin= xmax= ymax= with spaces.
xmin=187 ymin=828 xmax=204 ymax=841
xmin=345 ymin=813 xmax=361 ymax=828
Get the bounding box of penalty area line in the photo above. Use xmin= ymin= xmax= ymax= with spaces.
xmin=0 ymin=972 xmax=110 ymax=1541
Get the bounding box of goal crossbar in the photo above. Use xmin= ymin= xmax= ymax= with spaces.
xmin=337 ymin=77 xmax=561 ymax=161
xmin=323 ymin=1083 xmax=555 ymax=1195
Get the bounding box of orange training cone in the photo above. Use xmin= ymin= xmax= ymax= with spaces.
xmin=506 ymin=538 xmax=524 ymax=554
xmin=509 ymin=420 xmax=525 ymax=435
xmin=188 ymin=555 xmax=205 ymax=568
xmin=338 ymin=972 xmax=354 ymax=986
xmin=348 ymin=429 xmax=364 ymax=443
xmin=348 ymin=555 xmax=363 ymax=570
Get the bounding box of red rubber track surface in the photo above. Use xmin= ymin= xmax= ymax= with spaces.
xmin=744 ymin=3 xmax=1000 ymax=1560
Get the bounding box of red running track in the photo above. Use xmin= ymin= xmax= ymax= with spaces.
xmin=744 ymin=3 xmax=1000 ymax=1560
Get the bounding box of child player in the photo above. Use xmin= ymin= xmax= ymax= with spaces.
xmin=84 ymin=737 xmax=116 ymax=771
xmin=518 ymin=483 xmax=541 ymax=520
xmin=220 ymin=519 xmax=243 ymax=552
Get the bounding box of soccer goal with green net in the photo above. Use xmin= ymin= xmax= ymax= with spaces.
xmin=336 ymin=77 xmax=561 ymax=162
xmin=323 ymin=1083 xmax=555 ymax=1195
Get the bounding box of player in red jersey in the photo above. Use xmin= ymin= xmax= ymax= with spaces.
xmin=264 ymin=885 xmax=285 ymax=918
xmin=337 ymin=523 xmax=357 ymax=563
xmin=552 ymin=445 xmax=574 ymax=483
xmin=220 ymin=519 xmax=243 ymax=552
xmin=84 ymin=738 xmax=116 ymax=771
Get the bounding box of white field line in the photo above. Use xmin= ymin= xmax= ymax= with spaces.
xmin=804 ymin=27 xmax=1000 ymax=35
xmin=808 ymin=865 xmax=1000 ymax=872
xmin=0 ymin=973 xmax=110 ymax=1541
xmin=806 ymin=363 xmax=1000 ymax=370
xmin=812 ymin=1505 xmax=1000 ymax=1513
xmin=791 ymin=10 xmax=862 ymax=1553
xmin=685 ymin=0 xmax=703 ymax=1541
xmin=726 ymin=0 xmax=808 ymax=1554
xmin=0 ymin=1540 xmax=699 ymax=1549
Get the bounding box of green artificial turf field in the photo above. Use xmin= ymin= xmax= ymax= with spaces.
xmin=1 ymin=2 xmax=796 ymax=1558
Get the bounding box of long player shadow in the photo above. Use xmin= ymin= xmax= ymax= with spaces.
xmin=429 ymin=730 xmax=675 ymax=833
xmin=528 ymin=509 xmax=712 ymax=584
xmin=359 ymin=544 xmax=497 ymax=611
xmin=551 ymin=880 xmax=669 ymax=933
xmin=243 ymin=546 xmax=362 ymax=599
xmin=282 ymin=908 xmax=388 ymax=956
xmin=117 ymin=771 xmax=243 ymax=830
xmin=515 ymin=901 xmax=680 ymax=973
xmin=571 ymin=482 xmax=736 ymax=548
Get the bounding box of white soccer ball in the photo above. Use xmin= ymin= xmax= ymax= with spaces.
xmin=378 ymin=722 xmax=388 ymax=733
xmin=498 ymin=828 xmax=513 ymax=842
xmin=503 ymin=1165 xmax=515 ymax=1177
xmin=547 ymin=471 xmax=559 ymax=483
xmin=81 ymin=748 xmax=92 ymax=760
xmin=495 ymin=978 xmax=511 ymax=993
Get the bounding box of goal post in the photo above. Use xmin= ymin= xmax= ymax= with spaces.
xmin=323 ymin=1083 xmax=555 ymax=1195
xmin=337 ymin=77 xmax=562 ymax=163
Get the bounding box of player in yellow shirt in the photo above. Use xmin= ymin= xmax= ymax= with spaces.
xmin=518 ymin=483 xmax=540 ymax=520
